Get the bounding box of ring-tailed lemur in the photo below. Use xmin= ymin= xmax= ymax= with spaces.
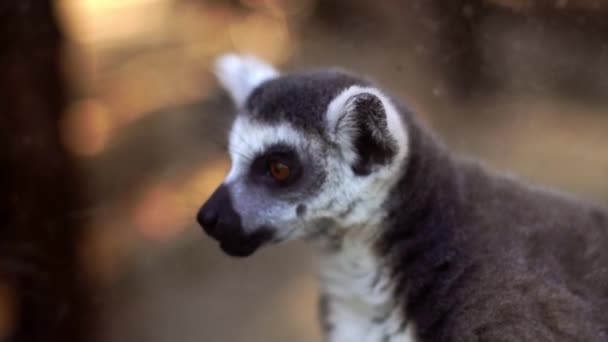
xmin=197 ymin=54 xmax=608 ymax=342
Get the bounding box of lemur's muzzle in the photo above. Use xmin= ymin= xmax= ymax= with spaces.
xmin=197 ymin=185 xmax=274 ymax=257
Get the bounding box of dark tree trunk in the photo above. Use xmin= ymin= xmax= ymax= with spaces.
xmin=0 ymin=1 xmax=91 ymax=341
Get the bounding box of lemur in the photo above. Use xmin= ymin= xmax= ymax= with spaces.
xmin=197 ymin=54 xmax=608 ymax=342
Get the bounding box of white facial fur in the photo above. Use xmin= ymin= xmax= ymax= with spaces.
xmin=213 ymin=52 xmax=410 ymax=239
xmin=223 ymin=90 xmax=409 ymax=243
xmin=224 ymin=116 xmax=318 ymax=241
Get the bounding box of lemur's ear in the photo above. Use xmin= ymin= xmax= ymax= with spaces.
xmin=326 ymin=86 xmax=408 ymax=175
xmin=214 ymin=54 xmax=279 ymax=108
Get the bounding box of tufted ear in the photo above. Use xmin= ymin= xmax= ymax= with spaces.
xmin=214 ymin=53 xmax=279 ymax=108
xmin=326 ymin=86 xmax=408 ymax=175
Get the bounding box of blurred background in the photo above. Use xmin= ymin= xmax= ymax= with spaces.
xmin=2 ymin=0 xmax=608 ymax=341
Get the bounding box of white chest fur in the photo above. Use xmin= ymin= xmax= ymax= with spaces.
xmin=318 ymin=236 xmax=417 ymax=342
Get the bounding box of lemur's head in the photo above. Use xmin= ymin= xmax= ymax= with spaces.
xmin=197 ymin=54 xmax=409 ymax=257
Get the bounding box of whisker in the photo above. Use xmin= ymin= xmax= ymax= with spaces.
xmin=228 ymin=147 xmax=253 ymax=163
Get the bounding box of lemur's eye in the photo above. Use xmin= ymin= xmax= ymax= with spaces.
xmin=249 ymin=144 xmax=301 ymax=188
xmin=268 ymin=160 xmax=290 ymax=182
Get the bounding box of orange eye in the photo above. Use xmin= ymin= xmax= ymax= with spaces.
xmin=269 ymin=160 xmax=290 ymax=181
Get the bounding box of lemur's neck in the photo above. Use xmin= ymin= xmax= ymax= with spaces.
xmin=315 ymin=118 xmax=465 ymax=342
xmin=317 ymin=229 xmax=410 ymax=341
xmin=375 ymin=118 xmax=469 ymax=341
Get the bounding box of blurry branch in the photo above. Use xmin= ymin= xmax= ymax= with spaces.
xmin=0 ymin=1 xmax=92 ymax=341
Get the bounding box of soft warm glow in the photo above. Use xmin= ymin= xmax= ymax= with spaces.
xmin=99 ymin=55 xmax=213 ymax=126
xmin=57 ymin=0 xmax=295 ymax=145
xmin=80 ymin=218 xmax=138 ymax=285
xmin=229 ymin=13 xmax=291 ymax=64
xmin=60 ymin=99 xmax=112 ymax=156
xmin=57 ymin=0 xmax=171 ymax=45
xmin=241 ymin=0 xmax=317 ymax=17
xmin=177 ymin=158 xmax=231 ymax=209
xmin=133 ymin=183 xmax=184 ymax=241
xmin=131 ymin=158 xmax=230 ymax=241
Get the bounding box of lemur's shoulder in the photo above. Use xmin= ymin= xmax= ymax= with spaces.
xmin=378 ymin=111 xmax=608 ymax=340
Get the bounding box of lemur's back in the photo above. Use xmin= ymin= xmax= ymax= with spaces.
xmin=381 ymin=117 xmax=608 ymax=341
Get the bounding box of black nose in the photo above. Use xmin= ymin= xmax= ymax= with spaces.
xmin=197 ymin=185 xmax=233 ymax=240
xmin=197 ymin=184 xmax=273 ymax=257
xmin=197 ymin=198 xmax=219 ymax=229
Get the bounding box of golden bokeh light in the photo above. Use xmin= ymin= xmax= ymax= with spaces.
xmin=57 ymin=0 xmax=172 ymax=45
xmin=240 ymin=0 xmax=317 ymax=18
xmin=60 ymin=99 xmax=112 ymax=156
xmin=99 ymin=54 xmax=213 ymax=125
xmin=133 ymin=182 xmax=185 ymax=241
xmin=176 ymin=158 xmax=231 ymax=210
xmin=174 ymin=3 xmax=236 ymax=59
xmin=79 ymin=218 xmax=138 ymax=286
xmin=229 ymin=12 xmax=292 ymax=64
xmin=57 ymin=0 xmax=297 ymax=150
xmin=131 ymin=158 xmax=230 ymax=242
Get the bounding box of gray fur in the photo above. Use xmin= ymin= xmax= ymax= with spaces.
xmin=379 ymin=117 xmax=608 ymax=340
xmin=201 ymin=55 xmax=608 ymax=342
xmin=245 ymin=69 xmax=368 ymax=136
xmin=375 ymin=106 xmax=608 ymax=341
